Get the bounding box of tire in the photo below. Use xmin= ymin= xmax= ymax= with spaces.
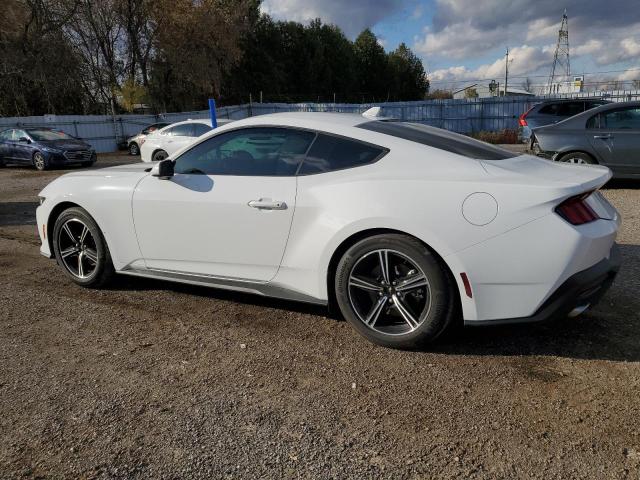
xmin=52 ymin=207 xmax=114 ymax=288
xmin=81 ymin=161 xmax=96 ymax=168
xmin=557 ymin=152 xmax=596 ymax=165
xmin=33 ymin=151 xmax=48 ymax=171
xmin=129 ymin=143 xmax=139 ymax=156
xmin=335 ymin=234 xmax=455 ymax=349
xmin=152 ymin=149 xmax=168 ymax=162
xmin=0 ymin=155 xmax=5 ymax=167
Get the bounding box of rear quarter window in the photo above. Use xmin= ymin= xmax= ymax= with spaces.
xmin=356 ymin=121 xmax=517 ymax=160
xmin=298 ymin=134 xmax=386 ymax=175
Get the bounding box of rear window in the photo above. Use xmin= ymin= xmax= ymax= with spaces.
xmin=356 ymin=121 xmax=516 ymax=160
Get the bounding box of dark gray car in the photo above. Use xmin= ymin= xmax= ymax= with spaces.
xmin=519 ymin=98 xmax=610 ymax=143
xmin=531 ymin=101 xmax=640 ymax=179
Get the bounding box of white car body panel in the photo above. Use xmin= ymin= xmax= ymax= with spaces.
xmin=36 ymin=112 xmax=620 ymax=324
xmin=132 ymin=173 xmax=296 ymax=281
xmin=140 ymin=119 xmax=233 ymax=163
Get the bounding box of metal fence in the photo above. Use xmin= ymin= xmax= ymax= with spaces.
xmin=1 ymin=91 xmax=638 ymax=153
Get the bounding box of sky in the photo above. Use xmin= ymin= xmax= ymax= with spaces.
xmin=260 ymin=0 xmax=640 ymax=92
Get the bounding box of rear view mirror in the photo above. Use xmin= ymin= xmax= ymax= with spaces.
xmin=152 ymin=159 xmax=174 ymax=180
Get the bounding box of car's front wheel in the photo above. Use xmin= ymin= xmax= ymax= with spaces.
xmin=335 ymin=234 xmax=456 ymax=349
xmin=52 ymin=207 xmax=114 ymax=288
xmin=152 ymin=149 xmax=168 ymax=162
xmin=33 ymin=151 xmax=48 ymax=171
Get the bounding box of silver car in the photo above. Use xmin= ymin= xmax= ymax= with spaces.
xmin=519 ymin=99 xmax=610 ymax=143
xmin=531 ymin=101 xmax=640 ymax=179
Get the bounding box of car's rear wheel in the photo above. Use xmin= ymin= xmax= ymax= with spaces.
xmin=152 ymin=149 xmax=168 ymax=162
xmin=129 ymin=143 xmax=139 ymax=155
xmin=335 ymin=234 xmax=455 ymax=349
xmin=33 ymin=152 xmax=48 ymax=171
xmin=558 ymin=152 xmax=596 ymax=165
xmin=52 ymin=207 xmax=114 ymax=288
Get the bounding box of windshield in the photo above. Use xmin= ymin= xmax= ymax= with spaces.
xmin=27 ymin=129 xmax=74 ymax=141
xmin=357 ymin=121 xmax=517 ymax=160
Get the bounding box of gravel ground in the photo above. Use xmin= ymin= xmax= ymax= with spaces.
xmin=1 ymin=152 xmax=639 ymax=479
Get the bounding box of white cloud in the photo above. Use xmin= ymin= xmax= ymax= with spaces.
xmin=260 ymin=0 xmax=408 ymax=37
xmin=428 ymin=44 xmax=554 ymax=88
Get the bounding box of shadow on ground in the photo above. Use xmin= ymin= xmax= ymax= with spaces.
xmin=103 ymin=244 xmax=640 ymax=363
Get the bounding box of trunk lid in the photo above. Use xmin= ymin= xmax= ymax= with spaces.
xmin=481 ymin=154 xmax=611 ymax=192
xmin=481 ymin=154 xmax=616 ymax=220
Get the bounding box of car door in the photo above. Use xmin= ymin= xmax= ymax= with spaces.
xmin=161 ymin=123 xmax=197 ymax=156
xmin=0 ymin=129 xmax=15 ymax=160
xmin=588 ymin=107 xmax=640 ymax=174
xmin=132 ymin=126 xmax=316 ymax=282
xmin=12 ymin=129 xmax=35 ymax=163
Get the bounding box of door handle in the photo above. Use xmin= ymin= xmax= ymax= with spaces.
xmin=593 ymin=134 xmax=612 ymax=139
xmin=248 ymin=199 xmax=287 ymax=210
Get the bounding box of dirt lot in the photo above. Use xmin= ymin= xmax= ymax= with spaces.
xmin=1 ymin=152 xmax=639 ymax=479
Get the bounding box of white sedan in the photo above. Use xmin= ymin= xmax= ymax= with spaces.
xmin=140 ymin=118 xmax=232 ymax=162
xmin=36 ymin=112 xmax=620 ymax=348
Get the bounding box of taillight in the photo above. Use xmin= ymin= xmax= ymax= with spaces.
xmin=555 ymin=192 xmax=599 ymax=225
xmin=518 ymin=106 xmax=534 ymax=127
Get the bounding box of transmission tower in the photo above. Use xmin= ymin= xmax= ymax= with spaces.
xmin=547 ymin=9 xmax=570 ymax=94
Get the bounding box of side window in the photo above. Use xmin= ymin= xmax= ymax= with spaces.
xmin=556 ymin=102 xmax=584 ymax=117
xmin=192 ymin=123 xmax=212 ymax=137
xmin=601 ymin=108 xmax=640 ymax=130
xmin=298 ymin=134 xmax=385 ymax=175
xmin=174 ymin=127 xmax=315 ymax=176
xmin=165 ymin=124 xmax=193 ymax=137
xmin=586 ymin=114 xmax=600 ymax=129
xmin=14 ymin=129 xmax=27 ymax=140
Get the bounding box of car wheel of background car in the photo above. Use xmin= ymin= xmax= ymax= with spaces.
xmin=0 ymin=155 xmax=5 ymax=167
xmin=33 ymin=151 xmax=48 ymax=171
xmin=335 ymin=234 xmax=456 ymax=349
xmin=129 ymin=143 xmax=139 ymax=156
xmin=152 ymin=150 xmax=168 ymax=162
xmin=52 ymin=207 xmax=115 ymax=288
xmin=557 ymin=152 xmax=596 ymax=165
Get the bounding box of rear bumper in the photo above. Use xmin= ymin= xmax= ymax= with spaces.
xmin=465 ymin=244 xmax=620 ymax=326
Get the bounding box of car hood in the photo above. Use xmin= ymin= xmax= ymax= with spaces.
xmin=38 ymin=139 xmax=91 ymax=150
xmin=58 ymin=162 xmax=152 ymax=179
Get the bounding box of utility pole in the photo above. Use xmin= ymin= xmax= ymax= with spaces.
xmin=504 ymin=48 xmax=509 ymax=97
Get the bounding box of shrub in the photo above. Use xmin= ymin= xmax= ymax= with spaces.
xmin=470 ymin=129 xmax=519 ymax=144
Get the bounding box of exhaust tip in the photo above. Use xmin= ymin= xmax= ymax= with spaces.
xmin=568 ymin=304 xmax=590 ymax=318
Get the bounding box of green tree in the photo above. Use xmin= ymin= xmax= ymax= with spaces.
xmin=387 ymin=43 xmax=428 ymax=101
xmin=353 ymin=28 xmax=390 ymax=102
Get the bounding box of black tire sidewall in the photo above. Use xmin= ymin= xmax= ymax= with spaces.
xmin=52 ymin=207 xmax=113 ymax=287
xmin=152 ymin=150 xmax=167 ymax=162
xmin=129 ymin=143 xmax=139 ymax=155
xmin=335 ymin=234 xmax=453 ymax=349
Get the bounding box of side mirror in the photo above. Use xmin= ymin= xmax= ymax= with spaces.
xmin=151 ymin=159 xmax=174 ymax=180
xmin=18 ymin=137 xmax=30 ymax=143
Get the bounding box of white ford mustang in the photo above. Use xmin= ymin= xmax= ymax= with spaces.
xmin=36 ymin=112 xmax=620 ymax=348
